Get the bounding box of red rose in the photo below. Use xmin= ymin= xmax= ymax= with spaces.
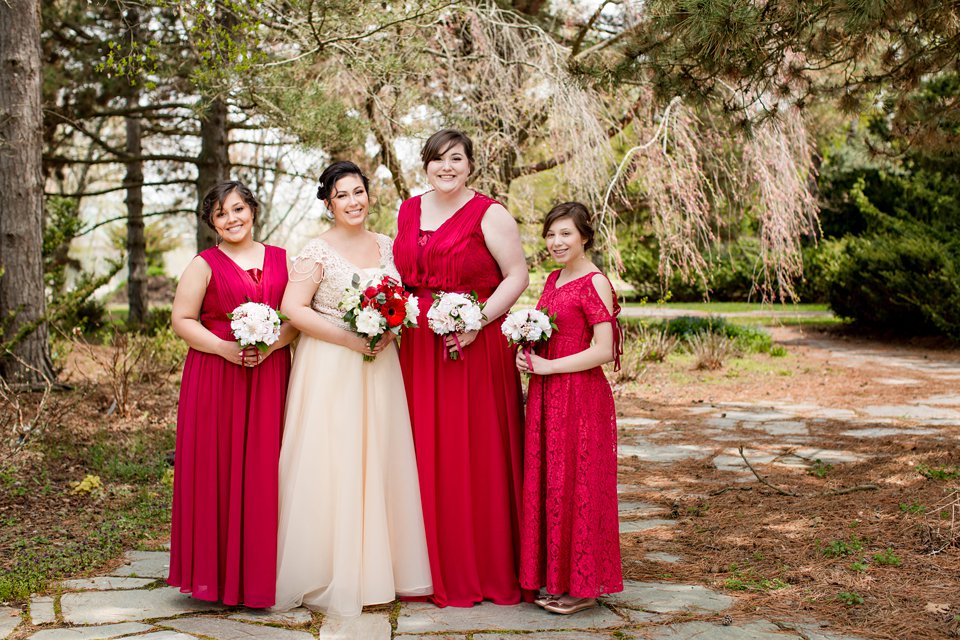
xmin=382 ymin=298 xmax=407 ymax=328
xmin=364 ymin=286 xmax=378 ymax=298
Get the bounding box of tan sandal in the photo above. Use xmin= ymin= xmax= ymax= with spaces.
xmin=534 ymin=594 xmax=562 ymax=608
xmin=543 ymin=597 xmax=597 ymax=615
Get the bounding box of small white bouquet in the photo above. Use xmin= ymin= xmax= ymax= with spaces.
xmin=501 ymin=308 xmax=556 ymax=370
xmin=227 ymin=301 xmax=285 ymax=353
xmin=340 ymin=273 xmax=420 ymax=362
xmin=426 ymin=291 xmax=485 ymax=361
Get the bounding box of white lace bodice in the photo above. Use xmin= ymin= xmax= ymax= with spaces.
xmin=293 ymin=234 xmax=401 ymax=331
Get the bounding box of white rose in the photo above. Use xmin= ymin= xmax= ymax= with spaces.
xmin=355 ymin=307 xmax=385 ymax=337
xmin=405 ymin=295 xmax=420 ymax=327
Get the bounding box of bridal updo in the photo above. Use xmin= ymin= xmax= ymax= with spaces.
xmin=316 ymin=161 xmax=370 ymax=203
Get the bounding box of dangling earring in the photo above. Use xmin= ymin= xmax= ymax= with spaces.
xmin=323 ymin=208 xmax=335 ymax=222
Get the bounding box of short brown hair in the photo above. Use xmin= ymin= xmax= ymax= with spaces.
xmin=541 ymin=202 xmax=595 ymax=252
xmin=200 ymin=181 xmax=260 ymax=230
xmin=421 ymin=129 xmax=474 ymax=174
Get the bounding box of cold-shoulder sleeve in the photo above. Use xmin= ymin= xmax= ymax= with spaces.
xmin=290 ymin=239 xmax=327 ymax=283
xmin=582 ymin=273 xmax=623 ymax=371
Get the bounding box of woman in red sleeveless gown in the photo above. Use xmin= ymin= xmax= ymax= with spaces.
xmin=394 ymin=129 xmax=532 ymax=607
xmin=168 ymin=181 xmax=296 ymax=607
xmin=516 ymin=203 xmax=624 ymax=615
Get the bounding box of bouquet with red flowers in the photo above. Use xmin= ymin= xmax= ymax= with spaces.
xmin=340 ymin=273 xmax=419 ymax=361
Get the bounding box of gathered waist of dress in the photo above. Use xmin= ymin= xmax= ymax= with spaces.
xmin=408 ymin=286 xmax=495 ymax=301
xmin=200 ymin=317 xmax=236 ymax=341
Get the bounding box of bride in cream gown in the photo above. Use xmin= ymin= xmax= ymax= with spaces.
xmin=274 ymin=161 xmax=432 ymax=616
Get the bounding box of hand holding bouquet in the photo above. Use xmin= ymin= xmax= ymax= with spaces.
xmin=340 ymin=273 xmax=419 ymax=362
xmin=501 ymin=308 xmax=556 ymax=371
xmin=228 ymin=301 xmax=286 ymax=366
xmin=426 ymin=291 xmax=485 ymax=361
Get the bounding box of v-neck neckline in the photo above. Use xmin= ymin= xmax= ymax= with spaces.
xmin=417 ymin=190 xmax=478 ymax=234
xmin=217 ymin=244 xmax=267 ymax=284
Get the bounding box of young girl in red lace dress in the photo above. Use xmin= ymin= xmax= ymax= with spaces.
xmin=516 ymin=202 xmax=624 ymax=615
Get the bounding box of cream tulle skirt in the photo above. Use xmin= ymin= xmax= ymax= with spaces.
xmin=274 ymin=335 xmax=432 ymax=615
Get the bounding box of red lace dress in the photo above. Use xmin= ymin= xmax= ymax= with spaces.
xmin=394 ymin=191 xmax=530 ymax=607
xmin=519 ymin=270 xmax=624 ymax=598
xmin=168 ymin=245 xmax=291 ymax=607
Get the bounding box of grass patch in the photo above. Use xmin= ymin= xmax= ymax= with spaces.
xmin=836 ymin=591 xmax=865 ymax=606
xmin=0 ymin=485 xmax=171 ymax=602
xmin=819 ymin=535 xmax=865 ymax=558
xmin=623 ymin=302 xmax=830 ymax=313
xmin=722 ymin=563 xmax=789 ymax=592
xmin=808 ymin=459 xmax=834 ymax=479
xmin=899 ymin=502 xmax=926 ymax=515
xmin=916 ymin=464 xmax=960 ymax=481
xmin=872 ymin=549 xmax=902 ymax=567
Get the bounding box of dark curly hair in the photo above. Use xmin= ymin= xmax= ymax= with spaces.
xmin=316 ymin=161 xmax=370 ymax=202
xmin=541 ymin=201 xmax=595 ymax=252
xmin=200 ymin=181 xmax=260 ymax=230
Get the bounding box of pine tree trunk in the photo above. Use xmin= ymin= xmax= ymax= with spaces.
xmin=0 ymin=0 xmax=55 ymax=383
xmin=124 ymin=8 xmax=147 ymax=328
xmin=195 ymin=97 xmax=229 ymax=252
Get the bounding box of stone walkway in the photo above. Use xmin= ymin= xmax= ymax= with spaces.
xmin=0 ymin=545 xmax=866 ymax=640
xmin=7 ymin=338 xmax=958 ymax=640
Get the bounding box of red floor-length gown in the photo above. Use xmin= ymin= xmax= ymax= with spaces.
xmin=168 ymin=244 xmax=291 ymax=608
xmin=394 ymin=191 xmax=531 ymax=607
xmin=519 ymin=270 xmax=624 ymax=598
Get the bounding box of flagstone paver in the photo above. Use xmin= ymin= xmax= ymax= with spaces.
xmin=229 ymin=608 xmax=312 ymax=625
xmin=132 ymin=633 xmax=198 ymax=640
xmin=619 ymin=501 xmax=667 ymax=517
xmin=0 ymin=607 xmax=21 ymax=640
xmin=777 ymin=621 xmax=868 ymax=640
xmin=395 ymin=601 xmax=626 ymax=633
xmin=160 ymin=616 xmax=313 ymax=640
xmin=25 ymin=622 xmax=154 ymax=640
xmin=59 ymin=577 xmax=156 ymax=591
xmin=618 ymin=417 xmax=662 ymax=427
xmin=862 ymin=404 xmax=960 ymax=421
xmin=647 ymin=620 xmax=792 ymax=639
xmin=29 ymin=596 xmax=56 ymax=625
xmin=620 ymin=519 xmax=677 ymax=533
xmin=618 ymin=442 xmax=712 ymax=463
xmin=645 ymin=552 xmax=682 ymax=564
xmin=753 ymin=421 xmax=809 ymax=436
xmin=840 ymin=427 xmax=939 ymax=438
xmin=108 ymin=551 xmax=169 ymax=579
xmin=919 ymin=394 xmax=960 ymax=405
xmin=59 ymin=587 xmax=224 ymax=624
xmin=318 ymin=612 xmax=390 ymax=640
xmin=475 ymin=633 xmax=624 ymax=640
xmin=605 ymin=581 xmax=734 ymax=615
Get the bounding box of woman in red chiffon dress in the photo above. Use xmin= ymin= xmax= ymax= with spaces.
xmin=394 ymin=129 xmax=532 ymax=607
xmin=168 ymin=181 xmax=296 ymax=608
xmin=516 ymin=202 xmax=624 ymax=615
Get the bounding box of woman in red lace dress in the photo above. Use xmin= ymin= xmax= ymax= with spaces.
xmin=516 ymin=202 xmax=624 ymax=615
xmin=393 ymin=129 xmax=531 ymax=607
xmin=168 ymin=181 xmax=297 ymax=607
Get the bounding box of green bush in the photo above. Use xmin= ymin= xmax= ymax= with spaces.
xmin=648 ymin=315 xmax=775 ymax=354
xmin=826 ymin=230 xmax=960 ymax=339
xmin=619 ymin=233 xmax=765 ymax=302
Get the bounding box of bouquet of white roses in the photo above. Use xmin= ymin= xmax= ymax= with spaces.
xmin=228 ymin=301 xmax=284 ymax=353
xmin=426 ymin=291 xmax=485 ymax=361
xmin=501 ymin=308 xmax=556 ymax=371
xmin=340 ymin=273 xmax=419 ymax=362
